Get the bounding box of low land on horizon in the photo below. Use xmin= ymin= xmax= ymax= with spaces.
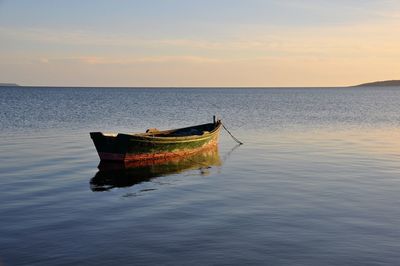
xmin=354 ymin=80 xmax=400 ymax=87
xmin=0 ymin=83 xmax=20 ymax=87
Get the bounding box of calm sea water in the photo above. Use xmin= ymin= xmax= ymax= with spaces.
xmin=1 ymin=86 xmax=400 ymax=265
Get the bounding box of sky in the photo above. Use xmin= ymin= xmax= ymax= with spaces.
xmin=0 ymin=0 xmax=400 ymax=87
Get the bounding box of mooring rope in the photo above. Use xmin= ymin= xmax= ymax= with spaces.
xmin=221 ymin=143 xmax=242 ymax=163
xmin=222 ymin=123 xmax=243 ymax=145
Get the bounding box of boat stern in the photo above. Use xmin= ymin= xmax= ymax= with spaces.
xmin=90 ymin=132 xmax=126 ymax=161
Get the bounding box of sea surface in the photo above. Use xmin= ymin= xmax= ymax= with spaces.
xmin=1 ymin=86 xmax=400 ymax=265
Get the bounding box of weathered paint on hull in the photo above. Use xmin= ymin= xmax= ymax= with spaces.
xmin=98 ymin=144 xmax=221 ymax=171
xmin=98 ymin=137 xmax=218 ymax=161
xmin=91 ymin=122 xmax=221 ymax=162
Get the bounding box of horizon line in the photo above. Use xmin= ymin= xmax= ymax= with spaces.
xmin=1 ymin=84 xmax=356 ymax=89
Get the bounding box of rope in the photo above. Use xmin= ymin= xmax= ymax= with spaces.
xmin=222 ymin=123 xmax=243 ymax=145
xmin=221 ymin=143 xmax=242 ymax=162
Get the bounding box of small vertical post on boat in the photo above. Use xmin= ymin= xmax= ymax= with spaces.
xmin=213 ymin=115 xmax=216 ymax=124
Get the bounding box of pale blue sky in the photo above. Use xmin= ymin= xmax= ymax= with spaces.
xmin=1 ymin=1 xmax=396 ymax=33
xmin=1 ymin=0 xmax=400 ymax=86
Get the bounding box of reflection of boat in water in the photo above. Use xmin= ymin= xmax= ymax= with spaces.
xmin=90 ymin=146 xmax=221 ymax=192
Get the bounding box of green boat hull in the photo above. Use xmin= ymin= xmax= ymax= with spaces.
xmin=90 ymin=121 xmax=221 ymax=161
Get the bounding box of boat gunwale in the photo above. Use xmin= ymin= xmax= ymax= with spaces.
xmin=92 ymin=121 xmax=222 ymax=142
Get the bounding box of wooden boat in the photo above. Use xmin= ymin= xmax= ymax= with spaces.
xmin=90 ymin=146 xmax=221 ymax=191
xmin=90 ymin=118 xmax=222 ymax=162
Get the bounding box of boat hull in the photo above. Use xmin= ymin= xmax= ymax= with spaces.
xmin=90 ymin=122 xmax=221 ymax=162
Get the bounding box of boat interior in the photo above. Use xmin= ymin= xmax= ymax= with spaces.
xmin=143 ymin=122 xmax=219 ymax=137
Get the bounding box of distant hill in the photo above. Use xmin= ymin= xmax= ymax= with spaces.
xmin=0 ymin=83 xmax=19 ymax=87
xmin=354 ymin=80 xmax=400 ymax=87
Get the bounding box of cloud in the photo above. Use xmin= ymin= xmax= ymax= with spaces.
xmin=2 ymin=18 xmax=400 ymax=65
xmin=1 ymin=11 xmax=400 ymax=87
xmin=1 ymin=17 xmax=399 ymax=56
xmin=34 ymin=55 xmax=222 ymax=65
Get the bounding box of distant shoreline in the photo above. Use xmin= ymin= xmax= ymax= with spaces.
xmin=0 ymin=83 xmax=19 ymax=87
xmin=353 ymin=80 xmax=400 ymax=87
